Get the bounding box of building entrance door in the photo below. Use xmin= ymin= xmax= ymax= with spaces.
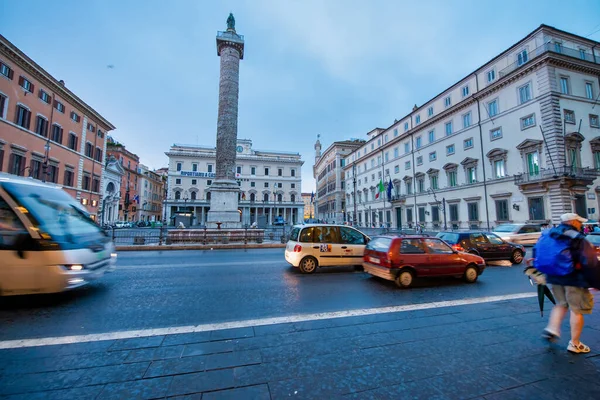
xmin=574 ymin=195 xmax=587 ymax=218
xmin=396 ymin=207 xmax=402 ymax=229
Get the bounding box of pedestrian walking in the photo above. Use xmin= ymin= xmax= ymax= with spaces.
xmin=532 ymin=213 xmax=598 ymax=354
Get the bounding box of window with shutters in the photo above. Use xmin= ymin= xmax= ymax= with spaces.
xmin=95 ymin=147 xmax=103 ymax=162
xmin=68 ymin=133 xmax=78 ymax=150
xmin=54 ymin=100 xmax=65 ymax=113
xmin=70 ymin=111 xmax=80 ymax=122
xmin=64 ymin=170 xmax=74 ymax=187
xmin=468 ymin=202 xmax=479 ymax=221
xmin=39 ymin=89 xmax=51 ymax=104
xmin=35 ymin=116 xmax=49 ymax=137
xmin=15 ymin=104 xmax=31 ymax=129
xmin=449 ymin=204 xmax=459 ymax=221
xmin=18 ymin=76 xmax=34 ymax=93
xmin=51 ymin=124 xmax=63 ymax=144
xmin=0 ymin=93 xmax=6 ymax=119
xmin=48 ymin=165 xmax=59 ymax=184
xmin=87 ymin=123 xmax=95 ymax=132
xmin=83 ymin=175 xmax=91 ymax=190
xmin=495 ymin=200 xmax=509 ymax=222
xmin=85 ymin=142 xmax=93 ymax=158
xmin=97 ymin=129 xmax=104 ymax=138
xmin=30 ymin=159 xmax=42 ymax=180
xmin=9 ymin=153 xmax=26 ymax=176
xmin=92 ymin=177 xmax=100 ymax=192
xmin=0 ymin=62 xmax=14 ymax=79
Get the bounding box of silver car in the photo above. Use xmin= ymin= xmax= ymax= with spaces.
xmin=493 ymin=223 xmax=541 ymax=245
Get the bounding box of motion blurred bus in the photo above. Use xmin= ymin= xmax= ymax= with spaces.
xmin=0 ymin=173 xmax=116 ymax=296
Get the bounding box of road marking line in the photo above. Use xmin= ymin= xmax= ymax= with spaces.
xmin=0 ymin=292 xmax=536 ymax=349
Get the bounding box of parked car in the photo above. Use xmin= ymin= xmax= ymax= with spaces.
xmin=115 ymin=221 xmax=128 ymax=228
xmin=492 ymin=223 xmax=541 ymax=245
xmin=285 ymin=224 xmax=370 ymax=273
xmin=362 ymin=235 xmax=486 ymax=288
xmin=585 ymin=233 xmax=600 ymax=259
xmin=273 ymin=216 xmax=286 ymax=226
xmin=436 ymin=231 xmax=526 ymax=264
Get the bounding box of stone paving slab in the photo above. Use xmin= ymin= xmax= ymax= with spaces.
xmin=1 ymin=295 xmax=599 ymax=399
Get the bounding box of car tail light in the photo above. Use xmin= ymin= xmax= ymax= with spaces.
xmin=293 ymin=244 xmax=302 ymax=252
xmin=452 ymin=244 xmax=464 ymax=252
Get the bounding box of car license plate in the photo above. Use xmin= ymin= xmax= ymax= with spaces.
xmin=368 ymin=256 xmax=380 ymax=264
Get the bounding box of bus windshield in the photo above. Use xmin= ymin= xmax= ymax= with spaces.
xmin=2 ymin=181 xmax=105 ymax=245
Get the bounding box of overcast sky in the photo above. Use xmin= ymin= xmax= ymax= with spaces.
xmin=2 ymin=0 xmax=600 ymax=192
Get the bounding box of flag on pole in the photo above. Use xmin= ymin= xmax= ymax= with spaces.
xmin=375 ymin=179 xmax=385 ymax=199
xmin=241 ymin=192 xmax=246 ymax=200
xmin=387 ymin=178 xmax=393 ymax=201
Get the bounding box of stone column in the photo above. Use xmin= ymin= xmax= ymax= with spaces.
xmin=206 ymin=20 xmax=245 ymax=228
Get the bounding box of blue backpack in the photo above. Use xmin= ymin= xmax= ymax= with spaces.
xmin=533 ymin=228 xmax=579 ymax=276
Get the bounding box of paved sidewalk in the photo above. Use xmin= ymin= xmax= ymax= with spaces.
xmin=1 ymin=294 xmax=599 ymax=399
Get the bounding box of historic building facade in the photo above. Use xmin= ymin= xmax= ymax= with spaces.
xmin=106 ymin=138 xmax=140 ymax=222
xmin=313 ymin=137 xmax=365 ymax=223
xmin=342 ymin=25 xmax=600 ymax=229
xmin=0 ymin=34 xmax=115 ymax=220
xmin=137 ymin=164 xmax=164 ymax=222
xmin=302 ymin=192 xmax=314 ymax=220
xmin=101 ymin=156 xmax=124 ymax=225
xmin=164 ymin=139 xmax=304 ymax=226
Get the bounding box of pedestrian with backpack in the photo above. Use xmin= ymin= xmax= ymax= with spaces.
xmin=533 ymin=213 xmax=597 ymax=354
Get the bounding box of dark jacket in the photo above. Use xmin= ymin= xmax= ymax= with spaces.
xmin=533 ymin=223 xmax=590 ymax=287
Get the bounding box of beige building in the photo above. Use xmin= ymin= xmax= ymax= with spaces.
xmin=313 ymin=137 xmax=365 ymax=223
xmin=302 ymin=192 xmax=314 ymax=220
xmin=164 ymin=139 xmax=304 ymax=226
xmin=341 ymin=24 xmax=600 ymax=229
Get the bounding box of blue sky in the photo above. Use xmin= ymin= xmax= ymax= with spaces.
xmin=2 ymin=0 xmax=600 ymax=192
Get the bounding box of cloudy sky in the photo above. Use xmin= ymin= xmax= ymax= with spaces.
xmin=2 ymin=0 xmax=600 ymax=192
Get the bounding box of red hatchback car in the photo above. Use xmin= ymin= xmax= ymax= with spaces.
xmin=363 ymin=235 xmax=486 ymax=288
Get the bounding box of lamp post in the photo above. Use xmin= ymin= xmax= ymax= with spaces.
xmin=41 ymin=139 xmax=51 ymax=183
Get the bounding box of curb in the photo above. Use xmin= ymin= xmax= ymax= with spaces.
xmin=115 ymin=243 xmax=286 ymax=251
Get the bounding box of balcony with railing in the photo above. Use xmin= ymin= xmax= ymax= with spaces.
xmin=514 ymin=166 xmax=600 ymax=185
xmin=217 ymin=31 xmax=244 ymax=43
xmin=499 ymin=42 xmax=598 ymax=78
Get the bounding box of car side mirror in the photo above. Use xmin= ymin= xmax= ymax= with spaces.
xmin=14 ymin=232 xmax=32 ymax=259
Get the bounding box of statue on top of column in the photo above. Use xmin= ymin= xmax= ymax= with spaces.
xmin=227 ymin=13 xmax=235 ymax=30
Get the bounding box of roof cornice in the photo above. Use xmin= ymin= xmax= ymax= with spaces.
xmin=0 ymin=34 xmax=116 ymax=131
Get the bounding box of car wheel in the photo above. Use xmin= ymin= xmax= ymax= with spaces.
xmin=395 ymin=269 xmax=414 ymax=288
xmin=511 ymin=249 xmax=524 ymax=264
xmin=299 ymin=256 xmax=318 ymax=274
xmin=463 ymin=265 xmax=479 ymax=283
xmin=467 ymin=249 xmax=479 ymax=256
xmin=354 ymin=265 xmax=364 ymax=271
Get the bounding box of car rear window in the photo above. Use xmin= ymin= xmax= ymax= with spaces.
xmin=436 ymin=232 xmax=459 ymax=244
xmin=289 ymin=227 xmax=300 ymax=241
xmin=366 ymin=237 xmax=392 ymax=252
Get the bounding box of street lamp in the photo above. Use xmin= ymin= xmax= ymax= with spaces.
xmin=41 ymin=139 xmax=51 ymax=183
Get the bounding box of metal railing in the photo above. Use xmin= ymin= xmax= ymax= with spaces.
xmin=108 ymin=226 xmax=288 ymax=246
xmin=514 ymin=166 xmax=600 ymax=184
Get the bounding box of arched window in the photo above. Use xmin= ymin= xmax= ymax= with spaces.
xmin=250 ymin=193 xmax=255 ymax=202
xmin=191 ymin=191 xmax=196 ymax=200
xmin=277 ymin=194 xmax=283 ymax=202
xmin=106 ymin=182 xmax=115 ymax=193
xmin=175 ymin=191 xmax=181 ymax=200
xmin=290 ymin=194 xmax=295 ymax=202
xmin=207 ymin=192 xmax=211 ymax=201
xmin=263 ymin=193 xmax=268 ymax=202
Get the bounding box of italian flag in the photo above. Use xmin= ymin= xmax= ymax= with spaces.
xmin=375 ymin=179 xmax=385 ymax=199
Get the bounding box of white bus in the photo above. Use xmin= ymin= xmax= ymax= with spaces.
xmin=0 ymin=174 xmax=116 ymax=296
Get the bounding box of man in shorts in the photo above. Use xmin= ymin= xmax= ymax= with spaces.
xmin=542 ymin=213 xmax=594 ymax=353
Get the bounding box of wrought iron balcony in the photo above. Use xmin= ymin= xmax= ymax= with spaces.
xmin=514 ymin=166 xmax=600 ymax=185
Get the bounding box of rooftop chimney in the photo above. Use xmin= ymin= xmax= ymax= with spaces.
xmin=59 ymin=80 xmax=65 ymax=86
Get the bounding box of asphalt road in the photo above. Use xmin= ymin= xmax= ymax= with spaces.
xmin=0 ymin=248 xmax=534 ymax=341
